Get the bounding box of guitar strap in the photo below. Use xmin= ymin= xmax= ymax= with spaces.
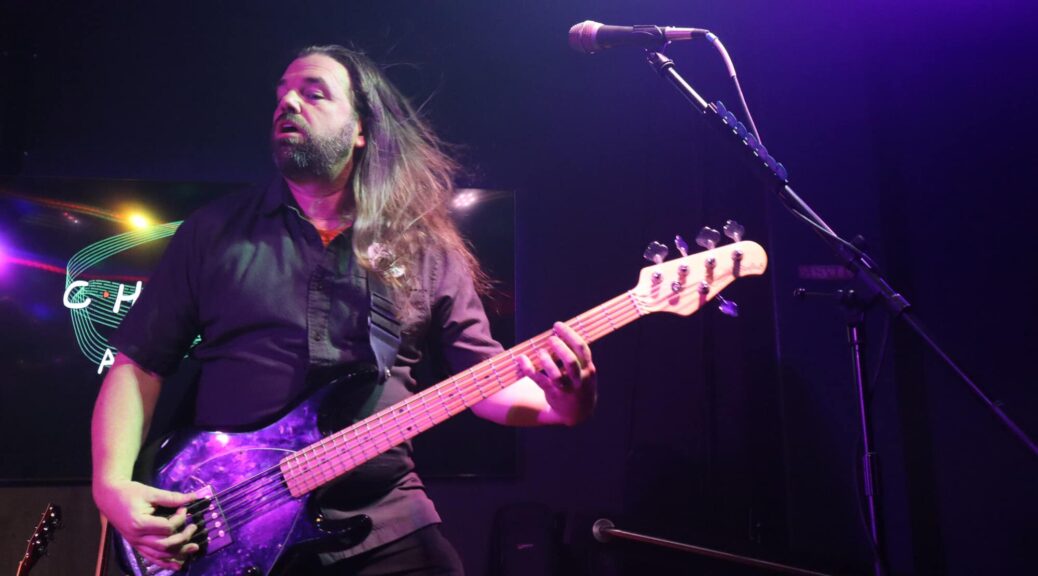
xmin=366 ymin=269 xmax=402 ymax=385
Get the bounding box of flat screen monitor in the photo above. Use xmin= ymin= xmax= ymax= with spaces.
xmin=0 ymin=176 xmax=515 ymax=482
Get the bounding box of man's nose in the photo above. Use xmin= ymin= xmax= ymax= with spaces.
xmin=277 ymin=91 xmax=302 ymax=115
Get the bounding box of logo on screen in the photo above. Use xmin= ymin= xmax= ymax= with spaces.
xmin=62 ymin=222 xmax=181 ymax=373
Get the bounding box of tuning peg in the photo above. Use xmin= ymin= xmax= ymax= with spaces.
xmin=695 ymin=227 xmax=721 ymax=250
xmin=717 ymin=295 xmax=740 ymax=317
xmin=723 ymin=220 xmax=745 ymax=242
xmin=674 ymin=235 xmax=689 ymax=257
xmin=643 ymin=241 xmax=669 ymax=264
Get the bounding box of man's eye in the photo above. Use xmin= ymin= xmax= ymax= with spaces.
xmin=307 ymin=92 xmax=325 ymax=100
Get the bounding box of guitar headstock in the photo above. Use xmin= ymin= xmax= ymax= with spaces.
xmin=631 ymin=237 xmax=768 ymax=317
xmin=18 ymin=503 xmax=62 ymax=576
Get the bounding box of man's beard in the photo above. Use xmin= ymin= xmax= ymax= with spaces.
xmin=272 ymin=120 xmax=358 ymax=180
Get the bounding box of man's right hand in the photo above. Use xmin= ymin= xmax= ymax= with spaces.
xmin=94 ymin=479 xmax=200 ymax=571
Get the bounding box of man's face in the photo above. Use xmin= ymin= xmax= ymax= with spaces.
xmin=271 ymin=54 xmax=366 ymax=180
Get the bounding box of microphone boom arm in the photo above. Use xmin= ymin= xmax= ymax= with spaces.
xmin=641 ymin=49 xmax=1038 ymax=458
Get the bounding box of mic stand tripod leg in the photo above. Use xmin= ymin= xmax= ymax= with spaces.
xmin=845 ymin=295 xmax=885 ymax=576
xmin=592 ymin=519 xmax=837 ymax=576
xmin=795 ymin=288 xmax=887 ymax=576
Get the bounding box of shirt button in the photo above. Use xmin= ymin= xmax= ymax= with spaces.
xmin=314 ymin=334 xmax=324 ymax=342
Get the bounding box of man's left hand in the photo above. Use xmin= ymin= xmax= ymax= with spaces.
xmin=518 ymin=321 xmax=597 ymax=426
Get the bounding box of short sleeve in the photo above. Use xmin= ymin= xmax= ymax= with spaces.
xmin=430 ymin=248 xmax=504 ymax=374
xmin=109 ymin=216 xmax=203 ymax=376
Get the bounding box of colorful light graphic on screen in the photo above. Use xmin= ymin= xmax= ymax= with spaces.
xmin=2 ymin=187 xmax=214 ymax=376
xmin=63 ymin=222 xmax=182 ymax=372
xmin=0 ymin=245 xmax=67 ymax=276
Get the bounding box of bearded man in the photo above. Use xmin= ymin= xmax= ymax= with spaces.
xmin=91 ymin=45 xmax=597 ymax=575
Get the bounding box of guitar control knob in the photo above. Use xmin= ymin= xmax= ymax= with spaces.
xmin=723 ymin=220 xmax=745 ymax=242
xmin=643 ymin=241 xmax=669 ymax=264
xmin=695 ymin=227 xmax=721 ymax=250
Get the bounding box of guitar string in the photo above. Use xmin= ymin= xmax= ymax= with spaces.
xmin=184 ymin=467 xmax=283 ymax=518
xmin=192 ymin=294 xmax=641 ymax=533
xmin=193 ymin=487 xmax=296 ymax=544
xmin=202 ymin=467 xmax=281 ymax=505
xmin=190 ymin=471 xmax=287 ymax=524
xmin=195 ymin=293 xmax=645 ymax=532
xmin=291 ymin=264 xmax=746 ymax=486
xmin=222 ymin=485 xmax=295 ymax=525
xmin=280 ymin=293 xmax=642 ymax=494
xmin=261 ymin=293 xmax=645 ymax=504
xmin=187 ymin=278 xmax=729 ymax=534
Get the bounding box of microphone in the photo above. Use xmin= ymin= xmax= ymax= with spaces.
xmin=569 ymin=20 xmax=709 ymax=54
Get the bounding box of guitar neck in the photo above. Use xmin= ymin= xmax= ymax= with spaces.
xmin=280 ymin=290 xmax=643 ymax=496
xmin=278 ymin=239 xmax=768 ymax=497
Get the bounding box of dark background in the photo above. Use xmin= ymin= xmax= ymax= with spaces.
xmin=2 ymin=1 xmax=1036 ymax=574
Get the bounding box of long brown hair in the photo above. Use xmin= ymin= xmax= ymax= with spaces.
xmin=296 ymin=45 xmax=488 ymax=322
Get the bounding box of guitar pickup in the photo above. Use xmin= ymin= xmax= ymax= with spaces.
xmin=192 ymin=485 xmax=233 ymax=553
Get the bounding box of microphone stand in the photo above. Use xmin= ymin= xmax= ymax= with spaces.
xmin=592 ymin=519 xmax=836 ymax=576
xmin=640 ymin=48 xmax=1038 ymax=575
xmin=642 ymin=47 xmax=1038 ymax=457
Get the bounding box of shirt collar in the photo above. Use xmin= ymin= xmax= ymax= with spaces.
xmin=260 ymin=178 xmax=295 ymax=216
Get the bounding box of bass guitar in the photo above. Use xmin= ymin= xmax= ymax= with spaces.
xmin=114 ymin=238 xmax=767 ymax=575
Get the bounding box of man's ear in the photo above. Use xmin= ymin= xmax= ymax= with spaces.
xmin=355 ymin=120 xmax=366 ymax=148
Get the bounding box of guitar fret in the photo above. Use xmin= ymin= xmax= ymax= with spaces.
xmin=626 ymin=290 xmax=646 ymax=316
xmin=488 ymin=357 xmax=508 ymax=391
xmin=403 ymin=402 xmax=419 ymax=438
xmin=337 ymin=432 xmax=356 ymax=468
xmin=505 ymin=348 xmax=518 ymax=374
xmin=602 ymin=299 xmax=619 ymax=333
xmin=423 ymin=391 xmax=436 ymax=426
xmin=376 ymin=413 xmax=386 ymax=447
xmin=413 ymin=394 xmax=429 ymax=429
xmin=363 ymin=420 xmax=375 ymax=452
xmin=453 ymin=375 xmax=469 ymax=408
xmin=435 ymin=387 xmax=449 ymax=419
xmin=469 ymin=369 xmax=486 ymax=400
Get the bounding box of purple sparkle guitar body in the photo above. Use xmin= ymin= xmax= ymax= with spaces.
xmin=114 ymin=381 xmax=372 ymax=576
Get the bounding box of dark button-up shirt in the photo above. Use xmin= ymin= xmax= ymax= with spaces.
xmin=111 ymin=180 xmax=503 ymax=559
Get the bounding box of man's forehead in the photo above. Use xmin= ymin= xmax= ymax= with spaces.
xmin=278 ymin=54 xmax=350 ymax=90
